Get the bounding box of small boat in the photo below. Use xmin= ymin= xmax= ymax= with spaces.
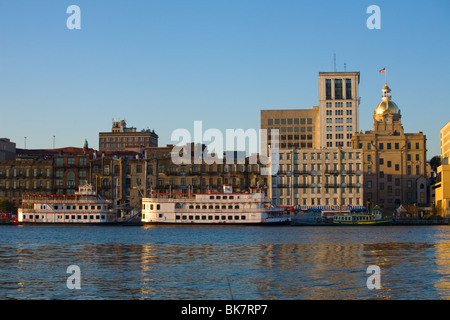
xmin=17 ymin=184 xmax=121 ymax=225
xmin=332 ymin=205 xmax=392 ymax=226
xmin=141 ymin=185 xmax=291 ymax=226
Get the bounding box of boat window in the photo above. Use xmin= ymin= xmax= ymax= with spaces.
xmin=228 ymin=216 xmax=233 ymax=220
xmin=235 ymin=215 xmax=240 ymax=220
xmin=157 ymin=205 xmax=160 ymax=210
xmin=210 ymin=196 xmax=214 ymax=199
xmin=96 ymin=215 xmax=99 ymax=219
xmin=90 ymin=215 xmax=94 ymax=219
xmin=228 ymin=205 xmax=233 ymax=209
xmin=85 ymin=206 xmax=88 ymax=210
xmin=65 ymin=215 xmax=69 ymax=219
xmin=97 ymin=206 xmax=101 ymax=210
xmin=77 ymin=215 xmax=81 ymax=219
xmin=91 ymin=206 xmax=95 ymax=210
xmin=216 ymin=196 xmax=221 ymax=199
xmin=235 ymin=205 xmax=239 ymax=209
xmin=223 ymin=196 xmax=227 ymax=199
xmin=209 ymin=205 xmax=213 ymax=209
xmin=195 ymin=216 xmax=200 ymax=220
xmin=229 ymin=196 xmax=234 ymax=200
xmin=176 ymin=215 xmax=180 ymax=220
xmin=215 ymin=216 xmax=220 ymax=220
xmin=189 ymin=205 xmax=194 ymax=209
xmin=54 ymin=205 xmax=58 ymax=210
xmin=208 ymin=216 xmax=213 ymax=220
xmin=175 ymin=203 xmax=182 ymax=209
xmin=215 ymin=205 xmax=220 ymax=209
xmin=221 ymin=215 xmax=226 ymax=220
xmin=84 ymin=215 xmax=87 ymax=219
xmin=66 ymin=206 xmax=71 ymax=210
xmin=195 ymin=205 xmax=200 ymax=209
xmin=188 ymin=215 xmax=193 ymax=220
xmin=222 ymin=205 xmax=226 ymax=209
xmin=202 ymin=205 xmax=207 ymax=209
xmin=71 ymin=215 xmax=75 ymax=219
xmin=150 ymin=204 xmax=154 ymax=210
xmin=101 ymin=215 xmax=105 ymax=220
xmin=182 ymin=215 xmax=187 ymax=220
xmin=241 ymin=215 xmax=246 ymax=220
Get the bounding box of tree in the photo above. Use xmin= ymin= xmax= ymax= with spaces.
xmin=430 ymin=155 xmax=441 ymax=173
xmin=0 ymin=199 xmax=15 ymax=213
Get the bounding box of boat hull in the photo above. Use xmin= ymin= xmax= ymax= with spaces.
xmin=333 ymin=218 xmax=393 ymax=226
xmin=14 ymin=221 xmax=123 ymax=226
xmin=142 ymin=219 xmax=292 ymax=226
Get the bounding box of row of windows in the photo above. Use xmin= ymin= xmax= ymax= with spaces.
xmin=278 ymin=197 xmax=361 ymax=206
xmin=267 ymin=118 xmax=313 ymax=125
xmin=46 ymin=205 xmax=107 ymax=211
xmin=267 ymin=126 xmax=313 ymax=133
xmin=174 ymin=215 xmax=247 ymax=221
xmin=278 ymin=143 xmax=314 ymax=149
xmin=361 ymin=142 xmax=422 ymax=150
xmin=55 ymin=158 xmax=87 ymax=166
xmin=100 ymin=137 xmax=150 ymax=142
xmin=325 ymin=78 xmax=352 ymax=100
xmin=25 ymin=214 xmax=106 ymax=220
xmin=279 ymin=151 xmax=361 ymax=160
xmin=325 ymin=126 xmax=353 ymax=132
xmin=274 ymin=135 xmax=313 ymax=141
xmin=0 ymin=168 xmax=51 ymax=177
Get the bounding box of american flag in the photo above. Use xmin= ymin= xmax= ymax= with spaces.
xmin=379 ymin=67 xmax=386 ymax=73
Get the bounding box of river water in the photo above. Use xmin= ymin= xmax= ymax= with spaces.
xmin=1 ymin=224 xmax=450 ymax=300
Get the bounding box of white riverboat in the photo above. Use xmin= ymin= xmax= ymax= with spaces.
xmin=17 ymin=184 xmax=121 ymax=225
xmin=141 ymin=185 xmax=291 ymax=226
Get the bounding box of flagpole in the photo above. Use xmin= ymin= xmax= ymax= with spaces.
xmin=385 ymin=67 xmax=387 ymax=85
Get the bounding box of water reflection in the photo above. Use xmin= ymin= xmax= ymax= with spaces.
xmin=1 ymin=226 xmax=450 ymax=299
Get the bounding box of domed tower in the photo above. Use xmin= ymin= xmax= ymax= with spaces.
xmin=373 ymin=83 xmax=403 ymax=134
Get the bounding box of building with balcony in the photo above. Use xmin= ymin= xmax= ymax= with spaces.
xmin=269 ymin=148 xmax=364 ymax=209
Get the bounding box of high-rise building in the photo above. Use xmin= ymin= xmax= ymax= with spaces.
xmin=440 ymin=121 xmax=450 ymax=164
xmin=260 ymin=107 xmax=320 ymax=151
xmin=434 ymin=121 xmax=450 ymax=217
xmin=99 ymin=119 xmax=158 ymax=152
xmin=351 ymin=83 xmax=427 ymax=214
xmin=318 ymin=72 xmax=360 ymax=148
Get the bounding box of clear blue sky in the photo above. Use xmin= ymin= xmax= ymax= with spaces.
xmin=0 ymin=0 xmax=449 ymax=159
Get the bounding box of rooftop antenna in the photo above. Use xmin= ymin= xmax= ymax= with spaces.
xmin=333 ymin=53 xmax=337 ymax=72
xmin=344 ymin=63 xmax=347 ymax=72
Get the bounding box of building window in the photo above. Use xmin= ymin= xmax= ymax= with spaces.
xmin=345 ymin=79 xmax=352 ymax=99
xmin=326 ymin=79 xmax=332 ymax=100
xmin=335 ymin=79 xmax=343 ymax=99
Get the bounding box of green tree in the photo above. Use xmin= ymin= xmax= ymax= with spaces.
xmin=430 ymin=155 xmax=441 ymax=173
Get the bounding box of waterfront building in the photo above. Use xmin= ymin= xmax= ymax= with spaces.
xmin=0 ymin=159 xmax=53 ymax=208
xmin=269 ymin=148 xmax=364 ymax=209
xmin=351 ymin=83 xmax=427 ymax=214
xmin=99 ymin=119 xmax=158 ymax=152
xmin=433 ymin=122 xmax=450 ymax=217
xmin=441 ymin=121 xmax=450 ymax=164
xmin=318 ymin=72 xmax=360 ymax=148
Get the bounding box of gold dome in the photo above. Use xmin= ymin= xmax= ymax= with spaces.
xmin=375 ymin=100 xmax=400 ymax=115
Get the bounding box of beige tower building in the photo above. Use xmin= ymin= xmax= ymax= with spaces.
xmin=260 ymin=108 xmax=320 ymax=150
xmin=318 ymin=72 xmax=360 ymax=148
xmin=351 ymin=83 xmax=427 ymax=214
